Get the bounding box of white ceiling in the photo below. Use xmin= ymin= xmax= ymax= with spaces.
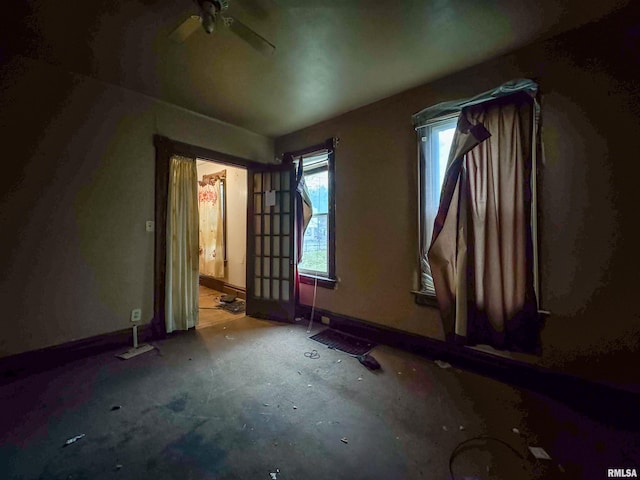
xmin=3 ymin=0 xmax=630 ymax=137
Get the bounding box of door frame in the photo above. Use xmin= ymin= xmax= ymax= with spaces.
xmin=153 ymin=135 xmax=263 ymax=337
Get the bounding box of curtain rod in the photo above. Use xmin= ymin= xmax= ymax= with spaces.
xmin=199 ymin=169 xmax=226 ymax=185
xmin=412 ymin=78 xmax=538 ymax=129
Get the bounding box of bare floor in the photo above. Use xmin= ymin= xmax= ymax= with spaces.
xmin=197 ymin=285 xmax=245 ymax=330
xmin=0 ymin=315 xmax=638 ymax=479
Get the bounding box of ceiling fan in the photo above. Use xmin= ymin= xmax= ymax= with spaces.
xmin=169 ymin=0 xmax=275 ymax=56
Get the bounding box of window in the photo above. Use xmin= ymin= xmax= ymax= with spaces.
xmin=298 ymin=154 xmax=330 ymax=275
xmin=284 ymin=139 xmax=336 ymax=288
xmin=418 ymin=115 xmax=458 ymax=298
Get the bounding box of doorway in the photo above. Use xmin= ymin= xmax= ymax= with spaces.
xmin=153 ymin=135 xmax=298 ymax=337
xmin=196 ymin=159 xmax=247 ymax=329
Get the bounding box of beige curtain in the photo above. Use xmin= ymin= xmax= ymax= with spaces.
xmin=198 ymin=177 xmax=224 ymax=278
xmin=428 ymin=92 xmax=540 ymax=353
xmin=165 ymin=155 xmax=199 ymax=333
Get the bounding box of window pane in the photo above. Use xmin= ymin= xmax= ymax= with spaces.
xmin=433 ymin=123 xmax=456 ymax=190
xmin=419 ymin=117 xmax=457 ymax=295
xmin=254 ymin=277 xmax=261 ymax=298
xmin=299 ymin=168 xmax=329 ymax=274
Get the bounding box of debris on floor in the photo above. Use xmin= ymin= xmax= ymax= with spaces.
xmin=220 ymin=293 xmax=237 ymax=303
xmin=357 ymin=353 xmax=381 ymax=370
xmin=63 ymin=434 xmax=85 ymax=447
xmin=337 ymin=359 xmax=342 ymax=363
xmin=225 ymin=335 xmax=235 ymax=340
xmin=459 ymin=425 xmax=465 ymax=431
xmin=442 ymin=426 xmax=449 ymax=431
xmin=293 ymin=405 xmax=298 ymax=410
xmin=114 ymin=465 xmax=123 ymax=471
xmin=110 ymin=405 xmax=121 ymax=411
xmin=512 ymin=427 xmax=520 ymax=435
xmin=269 ymin=468 xmax=280 ymax=479
xmin=304 ymin=349 xmax=320 ymax=359
xmin=116 ymin=343 xmax=155 ymax=360
xmin=357 ymin=377 xmax=363 ymax=381
xmin=435 ymin=360 xmax=452 ymax=369
xmin=528 ymin=446 xmax=552 ymax=460
xmin=263 ymin=403 xmax=270 ymax=407
xmin=218 ymin=299 xmax=245 ymax=314
xmin=340 ymin=437 xmax=349 ymax=444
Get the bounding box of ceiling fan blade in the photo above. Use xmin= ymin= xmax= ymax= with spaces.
xmin=169 ymin=15 xmax=202 ymax=43
xmin=226 ymin=16 xmax=275 ymax=56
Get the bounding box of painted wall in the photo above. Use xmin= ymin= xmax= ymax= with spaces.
xmin=0 ymin=54 xmax=273 ymax=358
xmin=275 ymin=7 xmax=640 ymax=392
xmin=197 ymin=161 xmax=247 ymax=289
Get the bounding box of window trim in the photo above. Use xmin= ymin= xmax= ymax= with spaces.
xmin=298 ymin=161 xmax=329 ymax=277
xmin=283 ymin=138 xmax=336 ymax=289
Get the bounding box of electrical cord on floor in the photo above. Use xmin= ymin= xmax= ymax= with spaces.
xmin=448 ymin=435 xmax=528 ymax=479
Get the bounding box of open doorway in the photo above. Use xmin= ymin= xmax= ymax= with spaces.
xmin=153 ymin=136 xmax=298 ymax=337
xmin=196 ymin=159 xmax=247 ymax=329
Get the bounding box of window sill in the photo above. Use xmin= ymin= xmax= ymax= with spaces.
xmin=300 ymin=274 xmax=337 ymax=289
xmin=413 ymin=291 xmax=439 ymax=308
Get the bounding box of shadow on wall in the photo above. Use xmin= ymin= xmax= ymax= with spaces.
xmin=530 ymin=19 xmax=640 ymax=390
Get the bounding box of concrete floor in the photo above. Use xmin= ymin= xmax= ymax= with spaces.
xmin=1 ymin=315 xmax=638 ymax=479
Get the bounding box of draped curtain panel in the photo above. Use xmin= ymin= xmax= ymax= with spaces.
xmin=428 ymin=92 xmax=541 ymax=353
xmin=295 ymin=161 xmax=314 ymax=264
xmin=198 ymin=178 xmax=225 ymax=278
xmin=294 ymin=160 xmax=313 ymax=304
xmin=165 ymin=155 xmax=199 ymax=333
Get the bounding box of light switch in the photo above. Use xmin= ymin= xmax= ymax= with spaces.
xmin=145 ymin=221 xmax=155 ymax=232
xmin=265 ymin=190 xmax=276 ymax=207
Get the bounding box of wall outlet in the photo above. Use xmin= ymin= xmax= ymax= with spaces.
xmin=145 ymin=221 xmax=155 ymax=232
xmin=321 ymin=315 xmax=330 ymax=325
xmin=130 ymin=308 xmax=142 ymax=322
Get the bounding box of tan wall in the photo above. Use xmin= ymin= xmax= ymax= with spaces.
xmin=197 ymin=161 xmax=248 ymax=289
xmin=0 ymin=54 xmax=273 ymax=358
xmin=275 ymin=9 xmax=640 ymax=391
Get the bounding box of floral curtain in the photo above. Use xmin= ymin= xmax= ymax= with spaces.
xmin=198 ymin=177 xmax=224 ymax=278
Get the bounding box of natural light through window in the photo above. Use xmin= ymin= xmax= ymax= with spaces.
xmin=437 ymin=127 xmax=455 ymax=188
xmin=417 ymin=115 xmax=457 ymax=296
xmin=299 ymin=159 xmax=329 ymax=275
